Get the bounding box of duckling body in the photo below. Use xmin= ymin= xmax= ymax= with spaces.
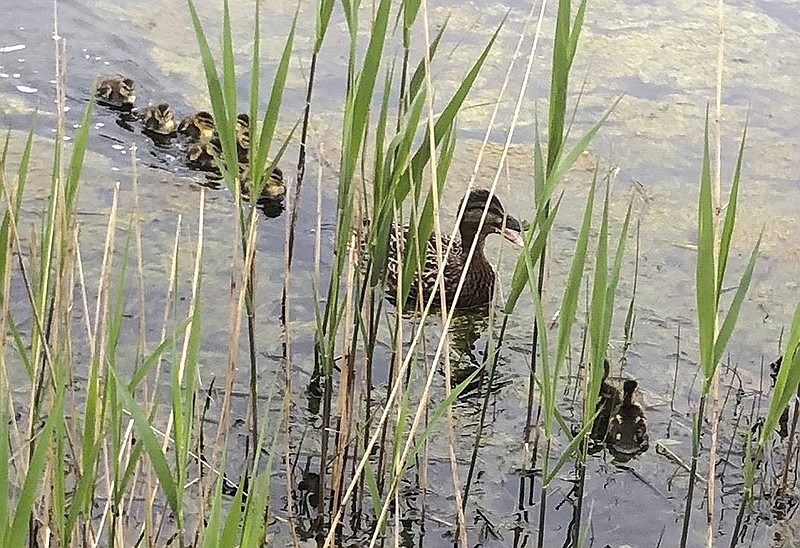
xmin=186 ymin=141 xmax=218 ymax=173
xmin=590 ymin=360 xmax=621 ymax=446
xmin=178 ymin=111 xmax=215 ymax=141
xmin=249 ymin=165 xmax=286 ymax=198
xmin=96 ymin=76 xmax=136 ymax=109
xmin=607 ymin=379 xmax=649 ymax=458
xmin=239 ymin=164 xmax=286 ymax=198
xmin=142 ymin=103 xmax=176 ymax=135
xmin=384 ymin=189 xmax=523 ymax=310
xmin=261 ymin=166 xmax=285 ymax=198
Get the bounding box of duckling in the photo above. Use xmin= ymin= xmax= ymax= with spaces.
xmin=96 ymin=76 xmax=136 ymax=109
xmin=185 ymin=141 xmax=219 ymax=173
xmin=178 ymin=110 xmax=215 ymax=141
xmin=590 ymin=360 xmax=621 ymax=447
xmin=235 ymin=113 xmax=251 ymax=163
xmin=607 ymin=379 xmax=649 ymax=459
xmin=231 ymin=114 xmax=285 ymax=198
xmin=240 ymin=164 xmax=286 ymax=199
xmin=384 ymin=189 xmax=523 ymax=309
xmin=141 ymin=103 xmax=176 ymax=135
xmin=260 ymin=165 xmax=285 ymax=198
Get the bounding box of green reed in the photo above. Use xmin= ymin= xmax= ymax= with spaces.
xmin=0 ymin=0 xmax=619 ymax=543
xmin=7 ymin=0 xmax=797 ymax=545
xmin=727 ymin=297 xmax=800 ymax=546
xmin=679 ymin=115 xmax=760 ymax=548
xmin=313 ymin=2 xmax=509 ymax=542
xmin=187 ymin=0 xmax=295 ymax=477
xmin=491 ymin=0 xmax=626 ymax=544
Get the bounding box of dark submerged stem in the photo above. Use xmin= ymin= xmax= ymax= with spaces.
xmin=537 ymin=439 xmax=551 ymax=548
xmin=679 ymin=394 xmax=706 ymax=548
xmin=282 ymin=50 xmax=319 ymax=326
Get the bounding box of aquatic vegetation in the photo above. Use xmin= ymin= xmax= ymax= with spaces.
xmin=2 ymin=0 xmax=800 ymax=546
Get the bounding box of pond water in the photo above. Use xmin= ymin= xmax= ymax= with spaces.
xmin=2 ymin=0 xmax=800 ymax=546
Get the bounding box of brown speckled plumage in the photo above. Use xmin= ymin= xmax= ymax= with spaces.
xmin=142 ymin=103 xmax=176 ymax=135
xmin=384 ymin=189 xmax=522 ymax=310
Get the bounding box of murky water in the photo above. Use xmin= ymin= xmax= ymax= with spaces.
xmin=3 ymin=0 xmax=800 ymax=546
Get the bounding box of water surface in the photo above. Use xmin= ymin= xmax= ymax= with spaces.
xmin=2 ymin=0 xmax=800 ymax=546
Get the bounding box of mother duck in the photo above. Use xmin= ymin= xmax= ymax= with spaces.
xmin=385 ymin=188 xmax=523 ymax=310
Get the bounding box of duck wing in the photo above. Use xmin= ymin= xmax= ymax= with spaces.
xmin=386 ymin=227 xmax=462 ymax=308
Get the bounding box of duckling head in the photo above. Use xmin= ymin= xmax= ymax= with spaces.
xmin=622 ymin=379 xmax=638 ymax=405
xmin=235 ymin=114 xmax=251 ymax=157
xmin=235 ymin=113 xmax=250 ymax=134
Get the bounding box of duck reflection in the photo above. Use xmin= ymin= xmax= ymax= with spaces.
xmin=447 ymin=309 xmax=510 ymax=397
xmin=293 ymin=456 xmax=324 ymax=545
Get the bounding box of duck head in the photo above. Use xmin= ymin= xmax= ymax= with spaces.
xmin=459 ymin=188 xmax=523 ymax=246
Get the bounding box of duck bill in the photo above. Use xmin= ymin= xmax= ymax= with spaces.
xmin=502 ymin=215 xmax=524 ymax=246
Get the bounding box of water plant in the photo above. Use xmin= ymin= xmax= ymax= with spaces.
xmin=3 ymin=0 xmax=800 ymax=546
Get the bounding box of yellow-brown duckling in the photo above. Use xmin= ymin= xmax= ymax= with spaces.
xmin=186 ymin=141 xmax=218 ymax=173
xmin=607 ymin=379 xmax=649 ymax=460
xmin=240 ymin=164 xmax=286 ymax=199
xmin=142 ymin=103 xmax=176 ymax=135
xmin=96 ymin=76 xmax=136 ymax=109
xmin=178 ymin=110 xmax=215 ymax=142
